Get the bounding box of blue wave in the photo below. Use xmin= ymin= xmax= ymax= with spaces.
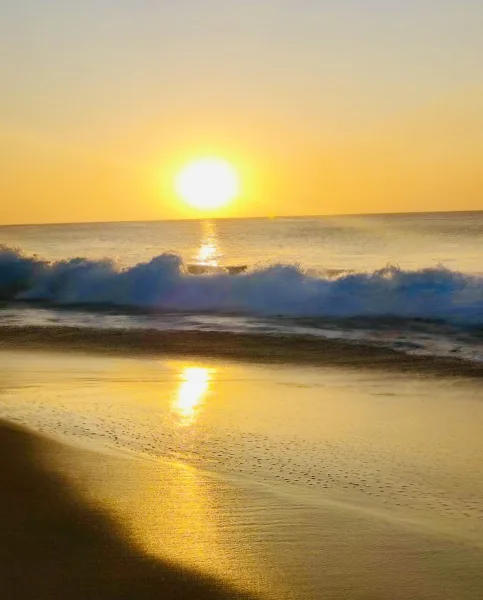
xmin=1 ymin=246 xmax=482 ymax=324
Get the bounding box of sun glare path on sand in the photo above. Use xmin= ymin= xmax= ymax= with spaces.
xmin=175 ymin=158 xmax=240 ymax=211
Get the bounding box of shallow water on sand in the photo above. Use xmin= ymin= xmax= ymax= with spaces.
xmin=2 ymin=350 xmax=483 ymax=533
xmin=2 ymin=349 xmax=483 ymax=598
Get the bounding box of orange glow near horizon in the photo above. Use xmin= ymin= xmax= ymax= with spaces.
xmin=1 ymin=1 xmax=482 ymax=225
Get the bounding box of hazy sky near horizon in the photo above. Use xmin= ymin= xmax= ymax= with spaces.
xmin=1 ymin=1 xmax=482 ymax=224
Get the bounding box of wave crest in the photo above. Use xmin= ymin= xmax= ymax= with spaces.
xmin=1 ymin=246 xmax=482 ymax=323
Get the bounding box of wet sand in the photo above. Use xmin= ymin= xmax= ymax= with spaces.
xmin=3 ymin=418 xmax=483 ymax=600
xmin=2 ymin=349 xmax=483 ymax=598
xmin=1 ymin=323 xmax=483 ymax=378
xmin=0 ymin=420 xmax=253 ymax=599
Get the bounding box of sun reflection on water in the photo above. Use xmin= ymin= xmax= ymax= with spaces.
xmin=194 ymin=221 xmax=221 ymax=267
xmin=197 ymin=241 xmax=218 ymax=265
xmin=172 ymin=366 xmax=214 ymax=426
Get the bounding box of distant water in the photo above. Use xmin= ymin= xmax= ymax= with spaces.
xmin=1 ymin=212 xmax=482 ymax=363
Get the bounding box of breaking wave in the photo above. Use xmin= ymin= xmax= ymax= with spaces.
xmin=1 ymin=246 xmax=482 ymax=324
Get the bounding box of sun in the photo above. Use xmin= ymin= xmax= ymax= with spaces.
xmin=175 ymin=158 xmax=240 ymax=210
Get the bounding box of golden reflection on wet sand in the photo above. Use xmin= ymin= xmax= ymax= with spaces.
xmin=172 ymin=366 xmax=214 ymax=426
xmin=4 ymin=351 xmax=483 ymax=599
xmin=65 ymin=438 xmax=280 ymax=598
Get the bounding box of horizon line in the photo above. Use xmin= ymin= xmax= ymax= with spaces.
xmin=1 ymin=208 xmax=482 ymax=229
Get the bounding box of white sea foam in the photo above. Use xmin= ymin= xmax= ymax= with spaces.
xmin=1 ymin=246 xmax=482 ymax=324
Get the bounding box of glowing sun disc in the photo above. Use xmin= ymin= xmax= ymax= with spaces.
xmin=175 ymin=158 xmax=239 ymax=210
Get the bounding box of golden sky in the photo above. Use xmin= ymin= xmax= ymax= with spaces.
xmin=1 ymin=1 xmax=482 ymax=224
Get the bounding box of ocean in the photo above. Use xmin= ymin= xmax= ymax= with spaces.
xmin=1 ymin=211 xmax=482 ymax=363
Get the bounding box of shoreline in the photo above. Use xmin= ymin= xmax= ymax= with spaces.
xmin=1 ymin=324 xmax=483 ymax=378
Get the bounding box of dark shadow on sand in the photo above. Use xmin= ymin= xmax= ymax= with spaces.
xmin=0 ymin=421 xmax=254 ymax=599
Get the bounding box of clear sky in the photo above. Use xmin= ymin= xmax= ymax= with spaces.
xmin=1 ymin=0 xmax=482 ymax=224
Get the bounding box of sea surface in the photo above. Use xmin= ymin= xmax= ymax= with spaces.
xmin=1 ymin=211 xmax=482 ymax=363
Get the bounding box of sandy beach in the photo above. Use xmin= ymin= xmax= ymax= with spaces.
xmin=2 ymin=347 xmax=483 ymax=599
xmin=0 ymin=419 xmax=258 ymax=599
